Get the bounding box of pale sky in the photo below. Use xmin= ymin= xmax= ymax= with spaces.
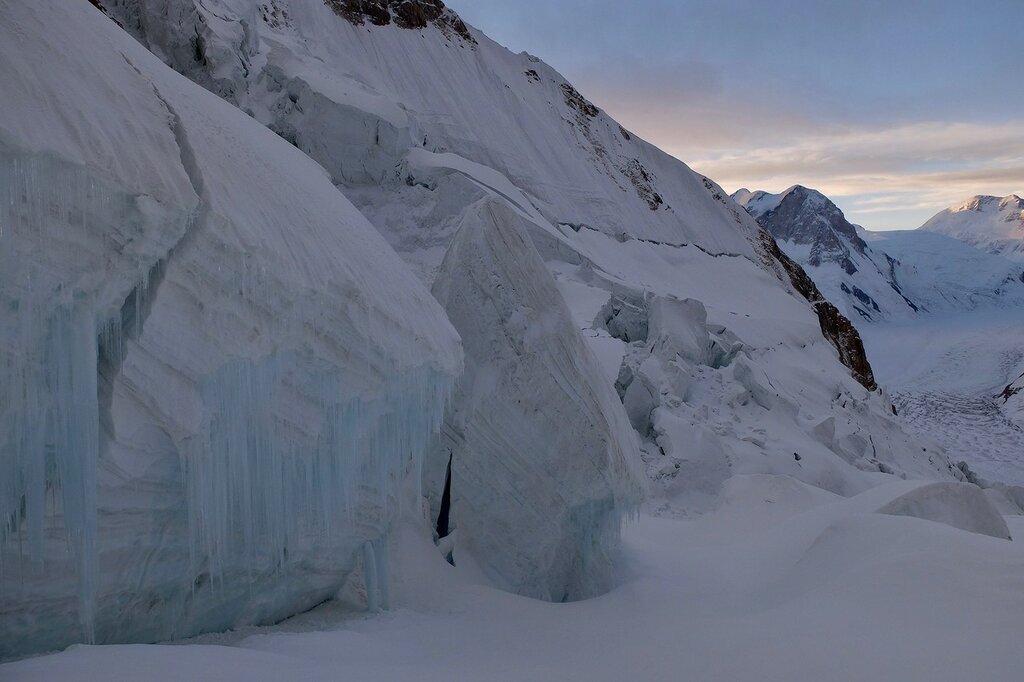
xmin=446 ymin=0 xmax=1024 ymax=230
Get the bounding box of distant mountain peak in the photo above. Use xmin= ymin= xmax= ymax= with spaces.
xmin=733 ymin=184 xmax=866 ymax=268
xmin=920 ymin=193 xmax=1024 ymax=260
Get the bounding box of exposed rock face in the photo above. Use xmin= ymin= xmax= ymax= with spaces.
xmin=734 ymin=185 xmax=927 ymax=322
xmin=758 ymin=231 xmax=877 ymax=391
xmin=324 ymin=0 xmax=475 ymax=42
xmin=738 ymin=185 xmax=866 ymax=274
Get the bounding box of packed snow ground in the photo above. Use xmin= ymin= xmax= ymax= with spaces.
xmin=861 ymin=308 xmax=1024 ymax=486
xmin=5 ymin=475 xmax=1024 ymax=682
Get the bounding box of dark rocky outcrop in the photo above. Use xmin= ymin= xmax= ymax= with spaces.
xmin=751 ymin=185 xmax=867 ymax=270
xmin=758 ymin=230 xmax=877 ymax=391
xmin=560 ymin=82 xmax=599 ymax=118
xmin=998 ymin=372 xmax=1024 ymax=403
xmin=324 ymin=0 xmax=475 ymax=42
xmin=619 ymin=158 xmax=664 ymax=210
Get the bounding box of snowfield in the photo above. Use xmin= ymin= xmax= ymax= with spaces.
xmin=6 ymin=476 xmax=1024 ymax=681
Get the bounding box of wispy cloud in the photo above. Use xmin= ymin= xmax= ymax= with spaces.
xmin=448 ymin=0 xmax=1024 ymax=230
xmin=678 ymin=121 xmax=1024 ymax=229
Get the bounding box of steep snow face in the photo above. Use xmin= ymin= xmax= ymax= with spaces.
xmin=920 ymin=194 xmax=1024 ymax=261
xmin=735 ymin=186 xmax=919 ymax=322
xmin=102 ymin=0 xmax=759 ymax=256
xmin=429 ymin=200 xmax=643 ymax=601
xmin=1 ymin=0 xmax=460 ymax=659
xmin=99 ymin=0 xmax=965 ymax=511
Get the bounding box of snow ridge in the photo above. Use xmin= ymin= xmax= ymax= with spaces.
xmin=920 ymin=193 xmax=1024 ymax=261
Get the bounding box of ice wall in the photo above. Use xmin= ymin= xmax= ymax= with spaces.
xmin=0 ymin=0 xmax=460 ymax=659
xmin=429 ymin=199 xmax=644 ymax=601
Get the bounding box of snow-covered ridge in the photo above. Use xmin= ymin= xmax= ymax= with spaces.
xmin=919 ymin=194 xmax=1024 ymax=261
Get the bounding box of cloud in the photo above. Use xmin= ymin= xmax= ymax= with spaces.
xmin=677 ymin=121 xmax=1024 ymax=229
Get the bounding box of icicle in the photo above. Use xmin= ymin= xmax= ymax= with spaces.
xmin=362 ymin=541 xmax=379 ymax=613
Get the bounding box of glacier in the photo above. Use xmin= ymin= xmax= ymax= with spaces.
xmin=3 ymin=0 xmax=1005 ymax=671
xmin=428 ymin=199 xmax=643 ymax=601
xmin=1 ymin=0 xmax=461 ymax=659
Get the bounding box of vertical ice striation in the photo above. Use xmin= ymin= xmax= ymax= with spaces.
xmin=428 ymin=199 xmax=644 ymax=601
xmin=1 ymin=0 xmax=461 ymax=659
xmin=0 ymin=153 xmax=172 ymax=645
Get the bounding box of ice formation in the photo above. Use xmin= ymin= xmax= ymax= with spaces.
xmin=428 ymin=199 xmax=643 ymax=601
xmin=1 ymin=0 xmax=460 ymax=659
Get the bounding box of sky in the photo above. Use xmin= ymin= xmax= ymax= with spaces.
xmin=445 ymin=0 xmax=1024 ymax=230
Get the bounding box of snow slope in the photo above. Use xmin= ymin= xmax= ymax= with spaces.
xmin=4 ymin=475 xmax=1024 ymax=681
xmin=861 ymin=228 xmax=1024 ymax=312
xmin=920 ymin=194 xmax=1024 ymax=261
xmin=1 ymin=0 xmax=461 ymax=658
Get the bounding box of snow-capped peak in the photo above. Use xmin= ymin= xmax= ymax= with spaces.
xmin=920 ymin=193 xmax=1024 ymax=261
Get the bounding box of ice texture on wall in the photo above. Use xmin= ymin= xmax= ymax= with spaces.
xmin=0 ymin=0 xmax=460 ymax=659
xmin=429 ymin=199 xmax=644 ymax=601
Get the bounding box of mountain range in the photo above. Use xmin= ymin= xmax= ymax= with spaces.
xmin=735 ymin=186 xmax=1024 ymax=322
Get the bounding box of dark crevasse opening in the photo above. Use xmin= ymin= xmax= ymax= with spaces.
xmin=435 ymin=451 xmax=454 ymax=565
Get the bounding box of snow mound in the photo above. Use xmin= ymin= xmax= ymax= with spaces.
xmin=429 ymin=199 xmax=644 ymax=601
xmin=876 ymin=483 xmax=1012 ymax=540
xmin=1 ymin=0 xmax=460 ymax=659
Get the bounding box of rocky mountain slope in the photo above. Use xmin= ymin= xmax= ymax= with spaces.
xmin=1 ymin=0 xmax=973 ymax=660
xmin=737 ymin=186 xmax=1024 ymax=320
xmin=734 ymin=185 xmax=919 ymax=321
